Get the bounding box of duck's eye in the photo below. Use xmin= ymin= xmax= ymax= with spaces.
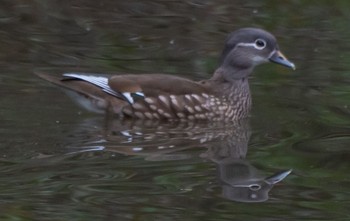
xmin=254 ymin=39 xmax=266 ymax=50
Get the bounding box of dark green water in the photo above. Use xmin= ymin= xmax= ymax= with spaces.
xmin=1 ymin=1 xmax=350 ymax=220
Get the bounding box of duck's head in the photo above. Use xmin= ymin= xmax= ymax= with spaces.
xmin=219 ymin=28 xmax=295 ymax=79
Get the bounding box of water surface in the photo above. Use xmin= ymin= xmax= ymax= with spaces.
xmin=1 ymin=1 xmax=350 ymax=220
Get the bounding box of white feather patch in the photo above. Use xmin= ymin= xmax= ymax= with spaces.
xmin=64 ymin=73 xmax=120 ymax=97
xmin=64 ymin=73 xmax=145 ymax=103
xmin=122 ymin=92 xmax=134 ymax=103
xmin=134 ymin=92 xmax=145 ymax=97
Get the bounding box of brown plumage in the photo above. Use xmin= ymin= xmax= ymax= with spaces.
xmin=36 ymin=28 xmax=295 ymax=121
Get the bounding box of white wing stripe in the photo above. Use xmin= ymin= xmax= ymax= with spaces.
xmin=63 ymin=73 xmax=120 ymax=97
xmin=63 ymin=73 xmax=145 ymax=103
xmin=122 ymin=92 xmax=134 ymax=103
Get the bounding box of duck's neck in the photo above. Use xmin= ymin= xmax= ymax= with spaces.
xmin=210 ymin=66 xmax=253 ymax=83
xmin=211 ymin=69 xmax=251 ymax=101
xmin=210 ymin=67 xmax=252 ymax=120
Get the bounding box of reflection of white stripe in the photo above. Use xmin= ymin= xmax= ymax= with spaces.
xmin=66 ymin=146 xmax=105 ymax=155
xmin=120 ymin=130 xmax=131 ymax=137
xmin=133 ymin=147 xmax=143 ymax=152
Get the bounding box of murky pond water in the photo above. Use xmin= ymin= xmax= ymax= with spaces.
xmin=1 ymin=1 xmax=350 ymax=220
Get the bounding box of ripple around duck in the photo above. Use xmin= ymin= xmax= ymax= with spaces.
xmin=65 ymin=161 xmax=213 ymax=205
xmin=69 ymin=182 xmax=166 ymax=205
xmin=48 ymin=169 xmax=135 ymax=182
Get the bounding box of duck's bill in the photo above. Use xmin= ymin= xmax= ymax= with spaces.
xmin=269 ymin=50 xmax=296 ymax=70
xmin=265 ymin=169 xmax=293 ymax=185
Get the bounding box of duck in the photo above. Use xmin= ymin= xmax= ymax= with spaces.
xmin=36 ymin=27 xmax=295 ymax=121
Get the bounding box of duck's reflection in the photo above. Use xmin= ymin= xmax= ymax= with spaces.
xmin=67 ymin=117 xmax=291 ymax=203
xmin=199 ymin=120 xmax=292 ymax=202
xmin=208 ymin=156 xmax=291 ymax=202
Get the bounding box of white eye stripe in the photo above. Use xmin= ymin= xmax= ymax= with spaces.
xmin=236 ymin=42 xmax=256 ymax=48
xmin=236 ymin=40 xmax=267 ymax=50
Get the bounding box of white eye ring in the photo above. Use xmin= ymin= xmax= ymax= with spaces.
xmin=254 ymin=39 xmax=266 ymax=50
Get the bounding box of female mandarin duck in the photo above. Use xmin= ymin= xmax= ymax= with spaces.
xmin=36 ymin=28 xmax=295 ymax=121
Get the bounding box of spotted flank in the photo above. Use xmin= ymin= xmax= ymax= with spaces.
xmin=59 ymin=74 xmax=249 ymax=121
xmin=122 ymin=91 xmax=247 ymax=121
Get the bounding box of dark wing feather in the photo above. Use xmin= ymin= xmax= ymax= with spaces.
xmin=109 ymin=74 xmax=212 ymax=97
